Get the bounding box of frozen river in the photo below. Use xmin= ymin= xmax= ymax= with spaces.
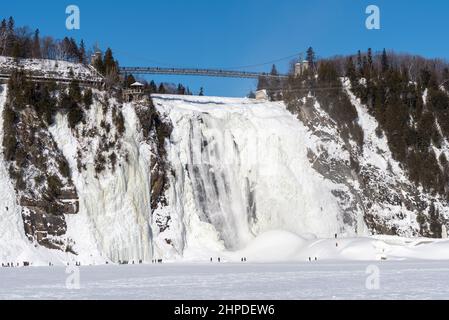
xmin=1 ymin=260 xmax=448 ymax=300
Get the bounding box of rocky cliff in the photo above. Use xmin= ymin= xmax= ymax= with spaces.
xmin=0 ymin=58 xmax=448 ymax=265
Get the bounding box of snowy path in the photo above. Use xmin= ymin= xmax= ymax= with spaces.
xmin=1 ymin=261 xmax=449 ymax=300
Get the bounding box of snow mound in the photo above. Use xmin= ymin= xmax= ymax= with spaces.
xmin=226 ymin=234 xmax=449 ymax=263
xmin=234 ymin=230 xmax=307 ymax=262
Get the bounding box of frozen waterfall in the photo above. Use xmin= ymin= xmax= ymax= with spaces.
xmin=154 ymin=95 xmax=346 ymax=256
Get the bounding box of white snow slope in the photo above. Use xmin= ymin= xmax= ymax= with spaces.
xmin=0 ymin=56 xmax=101 ymax=81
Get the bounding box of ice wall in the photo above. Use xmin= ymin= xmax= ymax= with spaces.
xmin=50 ymin=99 xmax=153 ymax=264
xmin=153 ymin=95 xmax=351 ymax=257
xmin=0 ymin=85 xmax=29 ymax=262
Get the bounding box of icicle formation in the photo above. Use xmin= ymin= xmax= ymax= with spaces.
xmin=153 ymin=95 xmax=344 ymax=255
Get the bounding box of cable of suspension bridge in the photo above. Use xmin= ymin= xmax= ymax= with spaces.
xmin=114 ymin=48 xmax=304 ymax=71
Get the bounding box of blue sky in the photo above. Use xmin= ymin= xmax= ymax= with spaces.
xmin=2 ymin=0 xmax=448 ymax=96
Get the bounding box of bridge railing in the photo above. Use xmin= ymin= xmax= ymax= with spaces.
xmin=119 ymin=67 xmax=289 ymax=79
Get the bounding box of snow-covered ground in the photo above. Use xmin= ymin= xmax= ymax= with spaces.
xmin=1 ymin=260 xmax=449 ymax=300
xmin=0 ymin=56 xmax=102 ymax=80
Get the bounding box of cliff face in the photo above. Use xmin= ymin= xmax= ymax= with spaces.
xmin=285 ymin=80 xmax=448 ymax=238
xmin=0 ymin=59 xmax=448 ymax=266
xmin=1 ymin=86 xmax=78 ymax=252
xmin=49 ymin=92 xmax=161 ymax=263
xmin=0 ymin=77 xmax=172 ymax=263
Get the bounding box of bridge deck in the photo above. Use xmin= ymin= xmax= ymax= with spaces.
xmin=0 ymin=65 xmax=288 ymax=86
xmin=120 ymin=67 xmax=289 ymax=79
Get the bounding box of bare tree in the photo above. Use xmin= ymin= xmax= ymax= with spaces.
xmin=41 ymin=36 xmax=57 ymax=59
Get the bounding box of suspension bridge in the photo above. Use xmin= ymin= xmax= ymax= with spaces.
xmin=119 ymin=66 xmax=289 ymax=79
xmin=0 ymin=65 xmax=289 ymax=86
xmin=0 ymin=49 xmax=299 ymax=86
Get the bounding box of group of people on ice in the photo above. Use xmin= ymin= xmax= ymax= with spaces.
xmin=209 ymin=257 xmax=248 ymax=263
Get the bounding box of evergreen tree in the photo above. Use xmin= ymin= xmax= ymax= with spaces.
xmin=373 ymin=81 xmax=386 ymax=123
xmin=268 ymin=64 xmax=281 ymax=99
xmin=4 ymin=16 xmax=15 ymax=56
xmin=345 ymin=56 xmax=357 ymax=82
xmin=367 ymin=48 xmax=373 ymax=69
xmin=103 ymin=48 xmax=119 ymax=86
xmin=93 ymin=54 xmax=105 ymax=75
xmin=177 ymin=84 xmax=186 ymax=95
xmin=362 ymin=55 xmax=369 ymax=79
xmin=356 ymin=50 xmax=363 ymax=76
xmin=384 ymin=95 xmax=408 ymax=162
xmin=124 ymin=74 xmax=136 ymax=88
xmin=419 ymin=69 xmax=432 ymax=88
xmin=257 ymin=75 xmax=269 ymax=90
xmin=429 ymin=204 xmax=442 ymax=238
xmin=306 ymin=47 xmax=316 ymax=70
xmin=35 ymin=84 xmax=56 ymax=125
xmin=199 ymin=87 xmax=204 ymax=96
xmin=69 ymin=37 xmax=79 ymax=60
xmin=442 ymin=68 xmax=449 ymax=91
xmin=63 ymin=80 xmax=84 ymax=129
xmin=0 ymin=19 xmax=7 ymax=55
xmin=83 ymin=88 xmax=93 ymax=107
xmin=318 ymin=60 xmax=339 ymax=84
xmin=103 ymin=48 xmax=116 ymax=73
xmin=7 ymin=16 xmax=14 ymax=32
xmin=7 ymin=69 xmax=33 ymax=108
xmin=60 ymin=37 xmax=80 ymax=61
xmin=79 ymin=39 xmax=86 ymax=64
xmin=427 ymin=70 xmax=440 ymax=90
xmin=0 ymin=19 xmax=6 ymax=34
xmin=32 ymin=29 xmax=41 ymax=59
xmin=11 ymin=41 xmax=21 ymax=60
xmin=67 ymin=101 xmax=84 ymax=129
xmin=68 ymin=79 xmax=82 ymax=102
xmin=381 ymin=49 xmax=389 ymax=73
xmin=149 ymin=80 xmax=158 ymax=93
